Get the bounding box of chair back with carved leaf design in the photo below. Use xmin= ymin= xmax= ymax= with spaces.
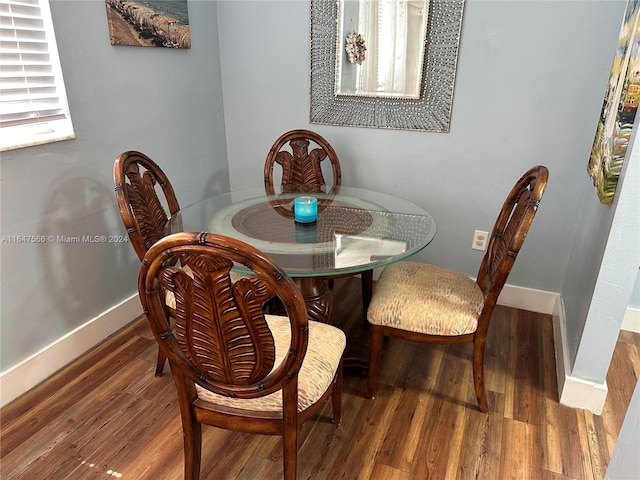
xmin=475 ymin=165 xmax=549 ymax=337
xmin=113 ymin=151 xmax=180 ymax=262
xmin=138 ymin=232 xmax=344 ymax=480
xmin=264 ymin=129 xmax=342 ymax=195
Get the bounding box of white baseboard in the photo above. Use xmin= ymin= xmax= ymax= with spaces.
xmin=497 ymin=284 xmax=558 ymax=315
xmin=0 ymin=295 xmax=142 ymax=409
xmin=622 ymin=307 xmax=640 ymax=333
xmin=552 ymin=297 xmax=608 ymax=415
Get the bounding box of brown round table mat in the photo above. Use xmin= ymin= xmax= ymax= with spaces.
xmin=231 ymin=198 xmax=374 ymax=244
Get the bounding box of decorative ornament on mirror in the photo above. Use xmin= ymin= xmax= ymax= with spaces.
xmin=345 ymin=30 xmax=366 ymax=65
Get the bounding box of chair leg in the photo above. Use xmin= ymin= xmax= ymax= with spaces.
xmin=282 ymin=427 xmax=298 ymax=480
xmin=155 ymin=350 xmax=166 ymax=377
xmin=282 ymin=383 xmax=298 ymax=480
xmin=472 ymin=338 xmax=488 ymax=413
xmin=367 ymin=325 xmax=384 ymax=398
xmin=332 ymin=360 xmax=343 ymax=425
xmin=361 ymin=270 xmax=373 ymax=324
xmin=183 ymin=415 xmax=202 ymax=480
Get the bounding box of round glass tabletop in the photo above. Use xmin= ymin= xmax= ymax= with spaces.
xmin=171 ymin=186 xmax=436 ymax=276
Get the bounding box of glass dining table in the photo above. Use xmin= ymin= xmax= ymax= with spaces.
xmin=167 ymin=185 xmax=437 ymax=328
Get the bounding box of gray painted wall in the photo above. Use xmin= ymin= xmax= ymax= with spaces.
xmin=567 ymin=123 xmax=640 ymax=383
xmin=630 ymin=272 xmax=640 ymax=309
xmin=217 ymin=0 xmax=625 ymax=295
xmin=0 ymin=0 xmax=229 ymax=369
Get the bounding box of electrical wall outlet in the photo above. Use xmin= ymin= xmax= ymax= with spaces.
xmin=472 ymin=230 xmax=488 ymax=251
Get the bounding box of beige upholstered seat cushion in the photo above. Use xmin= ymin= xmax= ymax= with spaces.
xmin=196 ymin=315 xmax=346 ymax=413
xmin=367 ymin=262 xmax=485 ymax=336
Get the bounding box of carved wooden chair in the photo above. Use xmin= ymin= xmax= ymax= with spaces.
xmin=367 ymin=165 xmax=549 ymax=412
xmin=113 ymin=150 xmax=180 ymax=376
xmin=138 ymin=232 xmax=345 ymax=480
xmin=264 ymin=129 xmax=373 ymax=316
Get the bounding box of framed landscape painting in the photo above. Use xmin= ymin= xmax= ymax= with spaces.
xmin=588 ymin=0 xmax=640 ymax=204
xmin=105 ymin=0 xmax=191 ymax=48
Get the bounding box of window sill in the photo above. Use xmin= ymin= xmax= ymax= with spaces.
xmin=1 ymin=121 xmax=76 ymax=152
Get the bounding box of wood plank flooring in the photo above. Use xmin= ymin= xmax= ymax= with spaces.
xmin=2 ymin=277 xmax=639 ymax=479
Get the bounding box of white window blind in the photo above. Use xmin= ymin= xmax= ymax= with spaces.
xmin=0 ymin=0 xmax=74 ymax=151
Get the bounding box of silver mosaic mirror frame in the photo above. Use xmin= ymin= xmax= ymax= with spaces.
xmin=310 ymin=0 xmax=465 ymax=132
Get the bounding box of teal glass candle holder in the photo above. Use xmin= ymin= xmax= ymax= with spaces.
xmin=294 ymin=196 xmax=318 ymax=223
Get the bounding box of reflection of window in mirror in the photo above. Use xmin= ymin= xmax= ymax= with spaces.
xmin=336 ymin=0 xmax=429 ymax=99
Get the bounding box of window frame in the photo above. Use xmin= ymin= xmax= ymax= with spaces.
xmin=0 ymin=0 xmax=75 ymax=152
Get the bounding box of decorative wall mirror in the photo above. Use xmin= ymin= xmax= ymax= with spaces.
xmin=310 ymin=0 xmax=465 ymax=132
xmin=336 ymin=0 xmax=429 ymax=99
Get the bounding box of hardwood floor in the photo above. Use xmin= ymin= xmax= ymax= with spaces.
xmin=2 ymin=277 xmax=639 ymax=479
